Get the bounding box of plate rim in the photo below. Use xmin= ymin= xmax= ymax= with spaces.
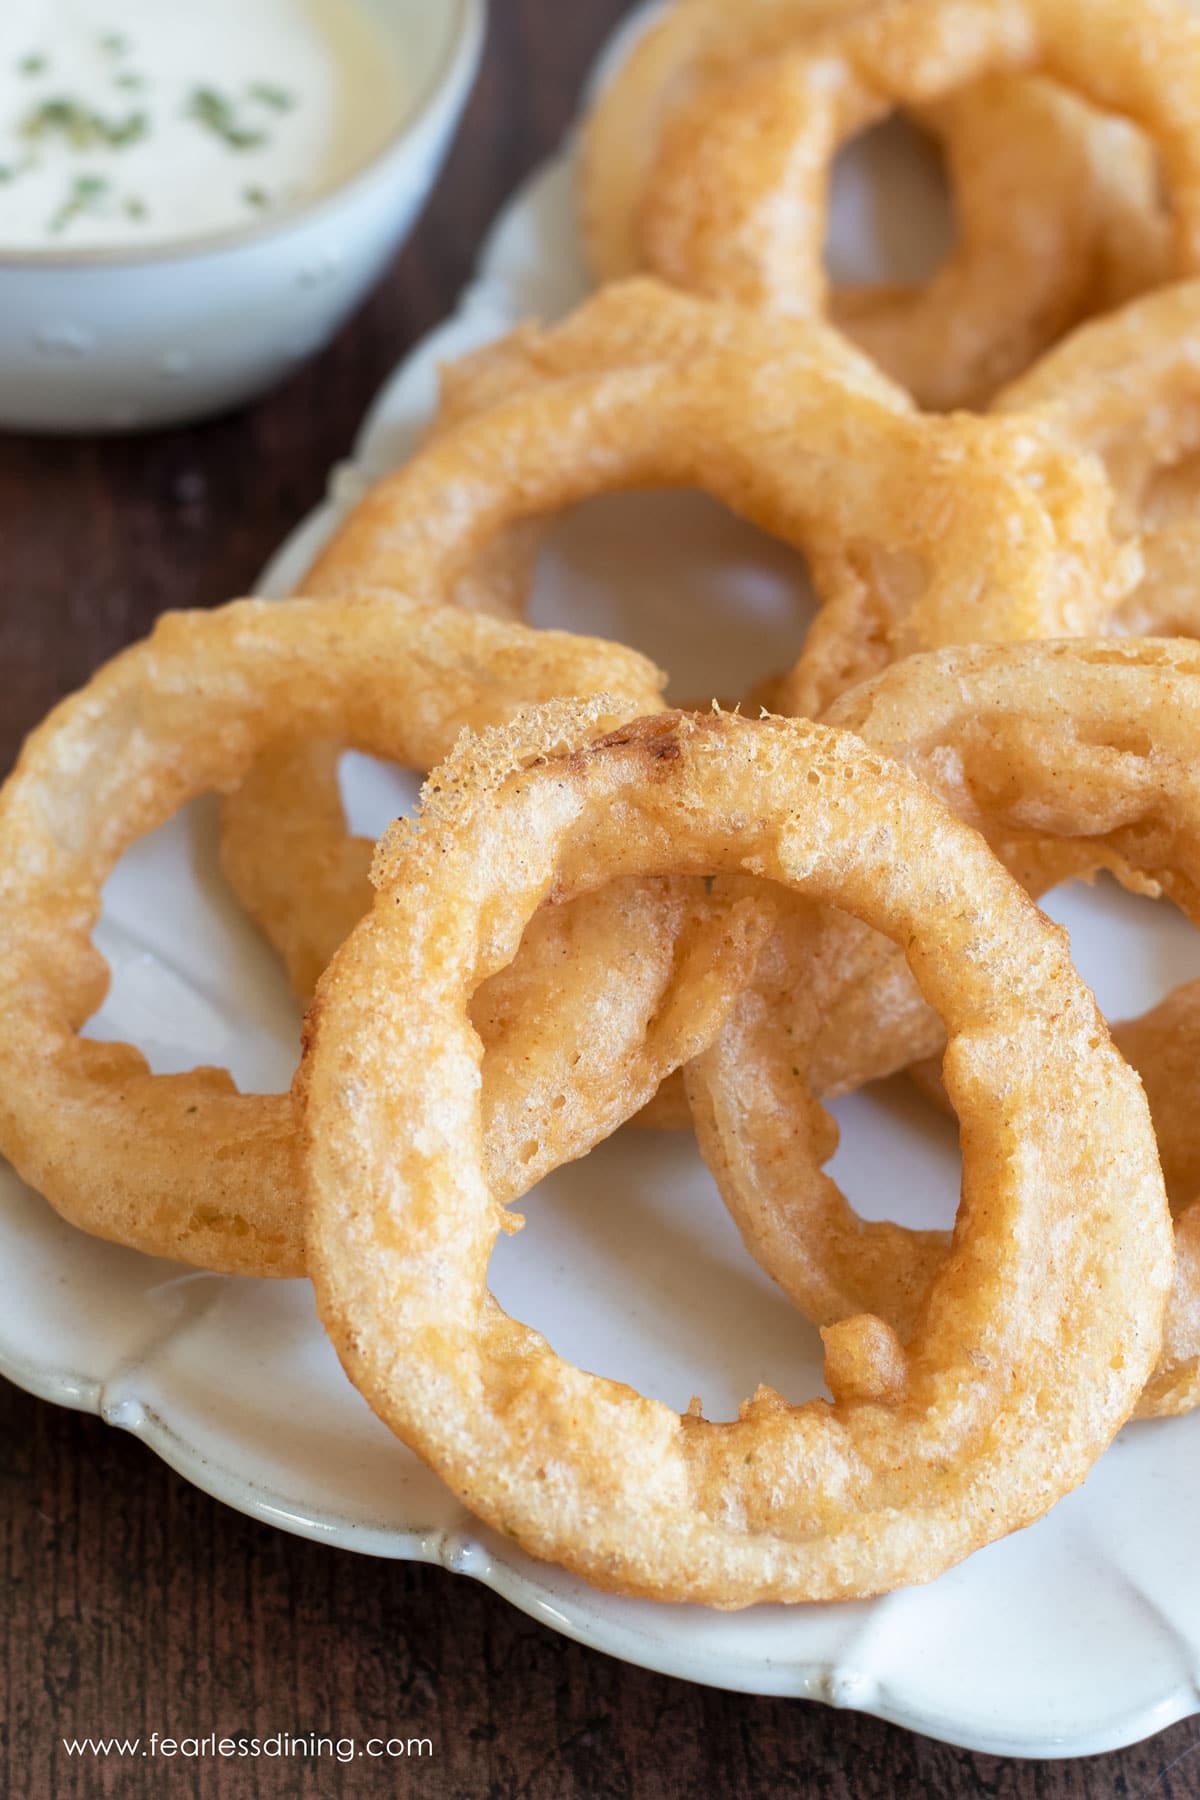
xmin=5 ymin=1327 xmax=1198 ymax=1759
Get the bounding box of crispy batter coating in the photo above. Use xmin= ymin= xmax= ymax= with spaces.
xmin=826 ymin=76 xmax=1166 ymax=408
xmin=303 ymin=705 xmax=1170 ymax=1605
xmin=995 ymin=279 xmax=1200 ymax=638
xmin=219 ymin=280 xmax=906 ymax=1017
xmin=296 ymin=281 xmax=1134 ymax=732
xmin=637 ymin=0 xmax=1200 ymax=383
xmin=582 ymin=0 xmax=1167 ymax=406
xmin=226 ymin=278 xmax=1131 ymax=1022
xmin=689 ymin=641 xmax=1200 ymax=1417
xmin=0 ymin=597 xmax=697 ymax=1276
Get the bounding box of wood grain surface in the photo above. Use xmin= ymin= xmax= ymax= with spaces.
xmin=1 ymin=5 xmax=1198 ymax=1796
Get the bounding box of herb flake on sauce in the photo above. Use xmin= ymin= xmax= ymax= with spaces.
xmin=249 ymin=82 xmax=295 ymax=113
xmin=49 ymin=171 xmax=111 ymax=233
xmin=21 ymin=96 xmax=148 ymax=151
xmin=186 ymin=86 xmax=268 ymax=151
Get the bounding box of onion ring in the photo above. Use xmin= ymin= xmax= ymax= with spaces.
xmin=221 ymin=279 xmax=1128 ymax=1016
xmin=291 ymin=282 xmax=1132 ymax=730
xmin=218 ymin=276 xmax=1129 ymax=1149
xmin=580 ymin=0 xmax=851 ymax=282
xmin=826 ymin=76 xmax=1167 ymax=408
xmin=581 ymin=1 xmax=1167 ymax=407
xmin=1111 ymin=984 xmax=1200 ymax=1207
xmin=303 ymin=702 xmax=1169 ymax=1605
xmin=301 ymin=277 xmax=911 ymax=601
xmin=687 ymin=640 xmax=1200 ymax=1417
xmin=994 ymin=280 xmax=1200 ymax=639
xmin=0 ymin=594 xmax=731 ymax=1277
xmin=220 ymin=278 xmax=910 ymax=1006
xmin=912 ymin=980 xmax=1200 ymax=1410
xmin=636 ymin=0 xmax=1198 ymax=403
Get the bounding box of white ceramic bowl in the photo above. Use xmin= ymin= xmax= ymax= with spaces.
xmin=0 ymin=0 xmax=485 ymax=433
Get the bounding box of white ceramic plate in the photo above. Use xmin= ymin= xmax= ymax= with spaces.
xmin=4 ymin=3 xmax=1200 ymax=1760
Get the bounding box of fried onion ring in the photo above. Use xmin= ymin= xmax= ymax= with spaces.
xmin=994 ymin=280 xmax=1200 ymax=640
xmin=687 ymin=640 xmax=1200 ymax=1417
xmin=220 ymin=281 xmax=1127 ymax=1021
xmin=291 ymin=283 xmax=1132 ymax=731
xmin=582 ymin=2 xmax=1167 ymax=407
xmin=220 ymin=279 xmax=910 ymax=1006
xmin=302 ymin=703 xmax=1170 ymax=1606
xmin=300 ymin=278 xmax=911 ymax=602
xmin=220 ymin=288 xmax=906 ymax=1008
xmin=912 ymin=980 xmax=1200 ymax=1407
xmin=825 ymin=76 xmax=1167 ymax=408
xmin=0 ymin=595 xmax=742 ymax=1277
xmin=636 ymin=0 xmax=1197 ymax=403
xmin=580 ymin=0 xmax=851 ymax=282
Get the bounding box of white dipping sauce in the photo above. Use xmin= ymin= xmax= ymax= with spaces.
xmin=0 ymin=0 xmax=409 ymax=250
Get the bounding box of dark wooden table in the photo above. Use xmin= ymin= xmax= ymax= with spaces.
xmin=1 ymin=6 xmax=1197 ymax=1796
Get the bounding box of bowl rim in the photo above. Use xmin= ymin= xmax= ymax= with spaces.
xmin=0 ymin=0 xmax=486 ymax=273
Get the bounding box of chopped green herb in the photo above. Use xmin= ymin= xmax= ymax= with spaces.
xmin=18 ymin=52 xmax=48 ymax=77
xmin=242 ymin=184 xmax=270 ymax=209
xmin=124 ymin=194 xmax=147 ymax=220
xmin=102 ymin=108 xmax=146 ymax=147
xmin=113 ymin=70 xmax=145 ymax=92
xmin=21 ymin=96 xmax=148 ymax=151
xmin=99 ymin=32 xmax=129 ymax=57
xmin=186 ymin=86 xmax=267 ymax=151
xmin=249 ymin=82 xmax=295 ymax=113
xmin=49 ymin=172 xmax=111 ymax=234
